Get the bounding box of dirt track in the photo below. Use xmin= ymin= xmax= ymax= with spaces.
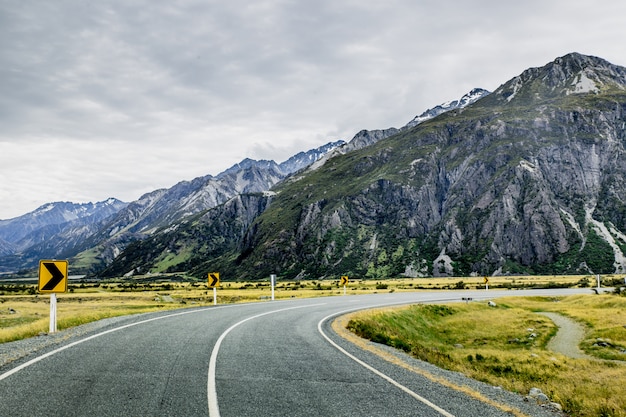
xmin=538 ymin=312 xmax=594 ymax=359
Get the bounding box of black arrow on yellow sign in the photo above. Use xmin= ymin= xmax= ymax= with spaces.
xmin=208 ymin=272 xmax=220 ymax=288
xmin=39 ymin=260 xmax=68 ymax=293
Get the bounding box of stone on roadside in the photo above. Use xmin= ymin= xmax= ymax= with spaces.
xmin=528 ymin=387 xmax=550 ymax=404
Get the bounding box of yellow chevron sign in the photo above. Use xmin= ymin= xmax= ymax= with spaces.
xmin=38 ymin=260 xmax=68 ymax=293
xmin=208 ymin=272 xmax=220 ymax=288
xmin=340 ymin=275 xmax=349 ymax=286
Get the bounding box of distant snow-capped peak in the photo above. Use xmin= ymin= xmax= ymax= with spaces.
xmin=404 ymin=88 xmax=490 ymax=128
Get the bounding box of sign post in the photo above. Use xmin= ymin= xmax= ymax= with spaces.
xmin=270 ymin=274 xmax=276 ymax=301
xmin=208 ymin=272 xmax=220 ymax=305
xmin=38 ymin=260 xmax=68 ymax=333
xmin=483 ymin=276 xmax=489 ymax=291
xmin=340 ymin=276 xmax=349 ymax=295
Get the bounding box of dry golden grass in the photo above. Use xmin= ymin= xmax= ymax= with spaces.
xmin=2 ymin=275 xmax=625 ymax=416
xmin=0 ymin=273 xmax=616 ymax=344
xmin=347 ymin=295 xmax=626 ymax=417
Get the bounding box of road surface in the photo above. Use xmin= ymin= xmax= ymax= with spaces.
xmin=1 ymin=289 xmax=585 ymax=416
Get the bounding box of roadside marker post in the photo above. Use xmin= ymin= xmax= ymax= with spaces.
xmin=270 ymin=274 xmax=276 ymax=301
xmin=340 ymin=276 xmax=349 ymax=295
xmin=38 ymin=260 xmax=68 ymax=333
xmin=49 ymin=294 xmax=57 ymax=333
xmin=483 ymin=276 xmax=489 ymax=291
xmin=208 ymin=272 xmax=220 ymax=305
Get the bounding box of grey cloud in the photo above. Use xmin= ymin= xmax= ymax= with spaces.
xmin=1 ymin=0 xmax=626 ymax=218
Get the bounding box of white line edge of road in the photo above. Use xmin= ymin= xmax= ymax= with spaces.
xmin=207 ymin=303 xmax=326 ymax=417
xmin=0 ymin=306 xmax=218 ymax=382
xmin=317 ymin=310 xmax=456 ymax=417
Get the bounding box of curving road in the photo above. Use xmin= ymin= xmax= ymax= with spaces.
xmin=0 ymin=289 xmax=588 ymax=416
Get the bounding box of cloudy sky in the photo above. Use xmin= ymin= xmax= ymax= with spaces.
xmin=1 ymin=0 xmax=625 ymax=219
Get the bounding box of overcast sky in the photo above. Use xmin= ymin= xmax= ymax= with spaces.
xmin=1 ymin=0 xmax=625 ymax=219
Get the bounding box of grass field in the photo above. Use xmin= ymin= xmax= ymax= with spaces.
xmin=2 ymin=274 xmax=625 ymax=416
xmin=346 ymin=294 xmax=626 ymax=417
xmin=0 ymin=273 xmax=621 ymax=343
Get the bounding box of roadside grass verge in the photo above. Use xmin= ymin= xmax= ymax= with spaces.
xmin=0 ymin=274 xmax=610 ymax=344
xmin=346 ymin=295 xmax=626 ymax=417
xmin=0 ymin=294 xmax=182 ymax=343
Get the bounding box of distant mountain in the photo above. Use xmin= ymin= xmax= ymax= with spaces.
xmin=0 ymin=141 xmax=345 ymax=274
xmin=76 ymin=89 xmax=488 ymax=278
xmin=0 ymin=199 xmax=127 ymax=247
xmin=0 ymin=238 xmax=15 ymax=257
xmin=98 ymin=53 xmax=626 ymax=280
xmin=404 ymin=88 xmax=490 ymax=128
xmin=304 ymin=90 xmax=489 ymax=173
xmin=277 ymin=140 xmax=345 ymax=174
xmin=0 ymin=199 xmax=128 ymax=272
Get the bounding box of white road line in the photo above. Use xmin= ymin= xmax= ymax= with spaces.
xmin=317 ymin=311 xmax=456 ymax=417
xmin=0 ymin=307 xmax=217 ymax=382
xmin=207 ymin=303 xmax=325 ymax=417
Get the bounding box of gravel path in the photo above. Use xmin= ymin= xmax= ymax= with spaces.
xmin=538 ymin=312 xmax=594 ymax=359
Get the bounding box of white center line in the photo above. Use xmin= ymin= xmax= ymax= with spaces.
xmin=207 ymin=303 xmax=325 ymax=417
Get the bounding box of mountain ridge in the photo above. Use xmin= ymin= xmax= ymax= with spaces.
xmin=0 ymin=141 xmax=345 ymax=273
xmin=8 ymin=53 xmax=623 ymax=280
xmin=168 ymin=52 xmax=626 ymax=280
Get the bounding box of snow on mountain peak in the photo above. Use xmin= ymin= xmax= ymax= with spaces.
xmin=404 ymin=88 xmax=490 ymax=128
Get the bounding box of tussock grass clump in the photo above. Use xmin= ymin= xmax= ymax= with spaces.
xmin=347 ymin=297 xmax=626 ymax=417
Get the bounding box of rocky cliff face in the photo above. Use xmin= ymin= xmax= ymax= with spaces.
xmin=230 ymin=53 xmax=626 ymax=279
xmin=98 ymin=193 xmax=273 ymax=278
xmin=0 ymin=142 xmax=344 ymax=274
xmin=0 ymin=199 xmax=127 ymax=272
xmin=96 ymin=53 xmax=626 ymax=280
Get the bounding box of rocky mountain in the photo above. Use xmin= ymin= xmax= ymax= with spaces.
xmin=0 ymin=199 xmax=128 ymax=272
xmin=96 ymin=53 xmax=626 ymax=280
xmin=303 ymin=90 xmax=490 ymax=173
xmin=0 ymin=141 xmax=344 ymax=274
xmin=404 ymin=87 xmax=490 ymax=128
xmin=0 ymin=199 xmax=126 ymax=244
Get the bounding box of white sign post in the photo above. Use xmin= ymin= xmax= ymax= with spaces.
xmin=208 ymin=272 xmax=220 ymax=305
xmin=340 ymin=276 xmax=349 ymax=295
xmin=49 ymin=293 xmax=57 ymax=333
xmin=270 ymin=274 xmax=276 ymax=301
xmin=38 ymin=260 xmax=68 ymax=334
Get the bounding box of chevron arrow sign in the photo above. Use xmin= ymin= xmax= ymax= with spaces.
xmin=208 ymin=272 xmax=220 ymax=288
xmin=38 ymin=260 xmax=68 ymax=293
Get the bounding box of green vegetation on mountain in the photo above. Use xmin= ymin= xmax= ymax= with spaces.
xmin=95 ymin=54 xmax=626 ymax=280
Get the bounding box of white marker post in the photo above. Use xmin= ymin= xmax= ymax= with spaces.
xmin=340 ymin=276 xmax=349 ymax=295
xmin=270 ymin=274 xmax=276 ymax=301
xmin=49 ymin=293 xmax=57 ymax=333
xmin=38 ymin=260 xmax=68 ymax=334
xmin=596 ymin=274 xmax=601 ymax=292
xmin=208 ymin=272 xmax=220 ymax=305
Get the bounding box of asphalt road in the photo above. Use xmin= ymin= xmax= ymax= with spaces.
xmin=0 ymin=289 xmax=588 ymax=416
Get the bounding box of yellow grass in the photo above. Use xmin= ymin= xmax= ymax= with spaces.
xmin=2 ymin=275 xmax=625 ymax=416
xmin=0 ymin=274 xmax=618 ymax=344
xmin=347 ymin=295 xmax=626 ymax=417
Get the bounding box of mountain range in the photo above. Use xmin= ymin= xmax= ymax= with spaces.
xmin=3 ymin=52 xmax=626 ymax=281
xmin=0 ymin=142 xmax=343 ymax=273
